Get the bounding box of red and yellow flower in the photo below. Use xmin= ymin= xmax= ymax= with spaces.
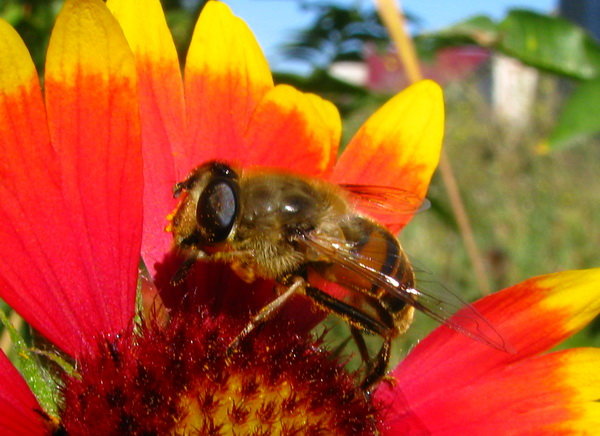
xmin=0 ymin=0 xmax=598 ymax=434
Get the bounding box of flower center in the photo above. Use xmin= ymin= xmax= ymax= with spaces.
xmin=58 ymin=309 xmax=379 ymax=435
xmin=177 ymin=376 xmax=325 ymax=433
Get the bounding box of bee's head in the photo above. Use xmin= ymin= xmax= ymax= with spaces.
xmin=170 ymin=161 xmax=240 ymax=249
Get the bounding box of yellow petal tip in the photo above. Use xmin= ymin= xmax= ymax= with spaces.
xmin=0 ymin=19 xmax=38 ymax=94
xmin=538 ymin=268 xmax=600 ymax=333
xmin=47 ymin=0 xmax=135 ymax=84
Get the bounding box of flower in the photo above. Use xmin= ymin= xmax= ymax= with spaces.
xmin=0 ymin=0 xmax=598 ymax=434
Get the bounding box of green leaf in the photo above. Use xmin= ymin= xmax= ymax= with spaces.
xmin=0 ymin=310 xmax=58 ymax=418
xmin=434 ymin=15 xmax=498 ymax=46
xmin=546 ymin=78 xmax=600 ymax=150
xmin=415 ymin=15 xmax=498 ymax=59
xmin=498 ymin=9 xmax=600 ymax=80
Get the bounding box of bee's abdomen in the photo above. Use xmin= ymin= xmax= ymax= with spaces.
xmin=342 ymin=217 xmax=414 ymax=314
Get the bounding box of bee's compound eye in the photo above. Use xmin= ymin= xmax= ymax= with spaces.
xmin=196 ymin=179 xmax=238 ymax=243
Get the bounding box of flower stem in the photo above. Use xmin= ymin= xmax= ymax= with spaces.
xmin=374 ymin=0 xmax=491 ymax=295
xmin=437 ymin=154 xmax=491 ymax=295
xmin=374 ymin=0 xmax=421 ymax=84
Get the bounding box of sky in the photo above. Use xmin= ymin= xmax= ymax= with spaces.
xmin=225 ymin=0 xmax=557 ymax=72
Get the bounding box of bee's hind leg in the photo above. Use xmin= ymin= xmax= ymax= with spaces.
xmin=360 ymin=336 xmax=392 ymax=392
xmin=227 ymin=276 xmax=306 ymax=353
xmin=350 ymin=326 xmax=372 ymax=372
xmin=304 ymin=286 xmax=394 ymax=393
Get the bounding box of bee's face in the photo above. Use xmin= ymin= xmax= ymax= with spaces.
xmin=171 ymin=161 xmax=240 ymax=250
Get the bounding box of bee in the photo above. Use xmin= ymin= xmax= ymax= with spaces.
xmin=170 ymin=160 xmax=507 ymax=390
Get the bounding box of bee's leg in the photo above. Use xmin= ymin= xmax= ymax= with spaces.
xmin=304 ymin=287 xmax=394 ymax=392
xmin=170 ymin=255 xmax=198 ymax=285
xmin=347 ymin=293 xmax=394 ymax=376
xmin=360 ymin=336 xmax=392 ymax=392
xmin=350 ymin=327 xmax=372 ymax=372
xmin=227 ymin=276 xmax=306 ymax=353
xmin=359 ymin=296 xmax=401 ymax=391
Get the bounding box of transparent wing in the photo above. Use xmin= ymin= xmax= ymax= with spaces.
xmin=341 ymin=184 xmax=430 ymax=223
xmin=297 ymin=231 xmax=511 ymax=353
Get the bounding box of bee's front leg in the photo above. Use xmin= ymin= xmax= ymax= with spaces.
xmin=227 ymin=276 xmax=306 ymax=354
xmin=170 ymin=254 xmax=201 ymax=285
xmin=170 ymin=249 xmax=252 ymax=285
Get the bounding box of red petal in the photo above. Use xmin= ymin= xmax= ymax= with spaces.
xmin=0 ymin=352 xmax=48 ymax=435
xmin=0 ymin=15 xmax=85 ymax=354
xmin=379 ymin=348 xmax=600 ymax=435
xmin=375 ymin=269 xmax=600 ymax=433
xmin=0 ymin=0 xmax=142 ymax=355
xmin=386 ymin=270 xmax=600 ymax=407
xmin=108 ymin=0 xmax=185 ymax=275
xmin=45 ymin=0 xmax=143 ymax=354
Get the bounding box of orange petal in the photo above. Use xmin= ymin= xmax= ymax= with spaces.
xmin=108 ymin=0 xmax=185 ymax=275
xmin=243 ymin=85 xmax=341 ymax=176
xmin=45 ymin=0 xmax=142 ymax=355
xmin=332 ymin=80 xmax=444 ymax=230
xmin=0 ymin=352 xmax=49 ymax=435
xmin=380 ymin=348 xmax=600 ymax=434
xmin=377 ymin=269 xmax=600 ymax=422
xmin=184 ymin=1 xmax=273 ymax=169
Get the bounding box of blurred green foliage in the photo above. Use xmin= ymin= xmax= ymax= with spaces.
xmin=422 ymin=10 xmax=600 ymax=80
xmin=281 ymin=1 xmax=390 ymax=68
xmin=417 ymin=9 xmax=600 ymax=150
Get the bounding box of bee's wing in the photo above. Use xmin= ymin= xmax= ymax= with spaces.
xmin=340 ymin=184 xmax=430 ymax=224
xmin=298 ymin=232 xmax=511 ymax=353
